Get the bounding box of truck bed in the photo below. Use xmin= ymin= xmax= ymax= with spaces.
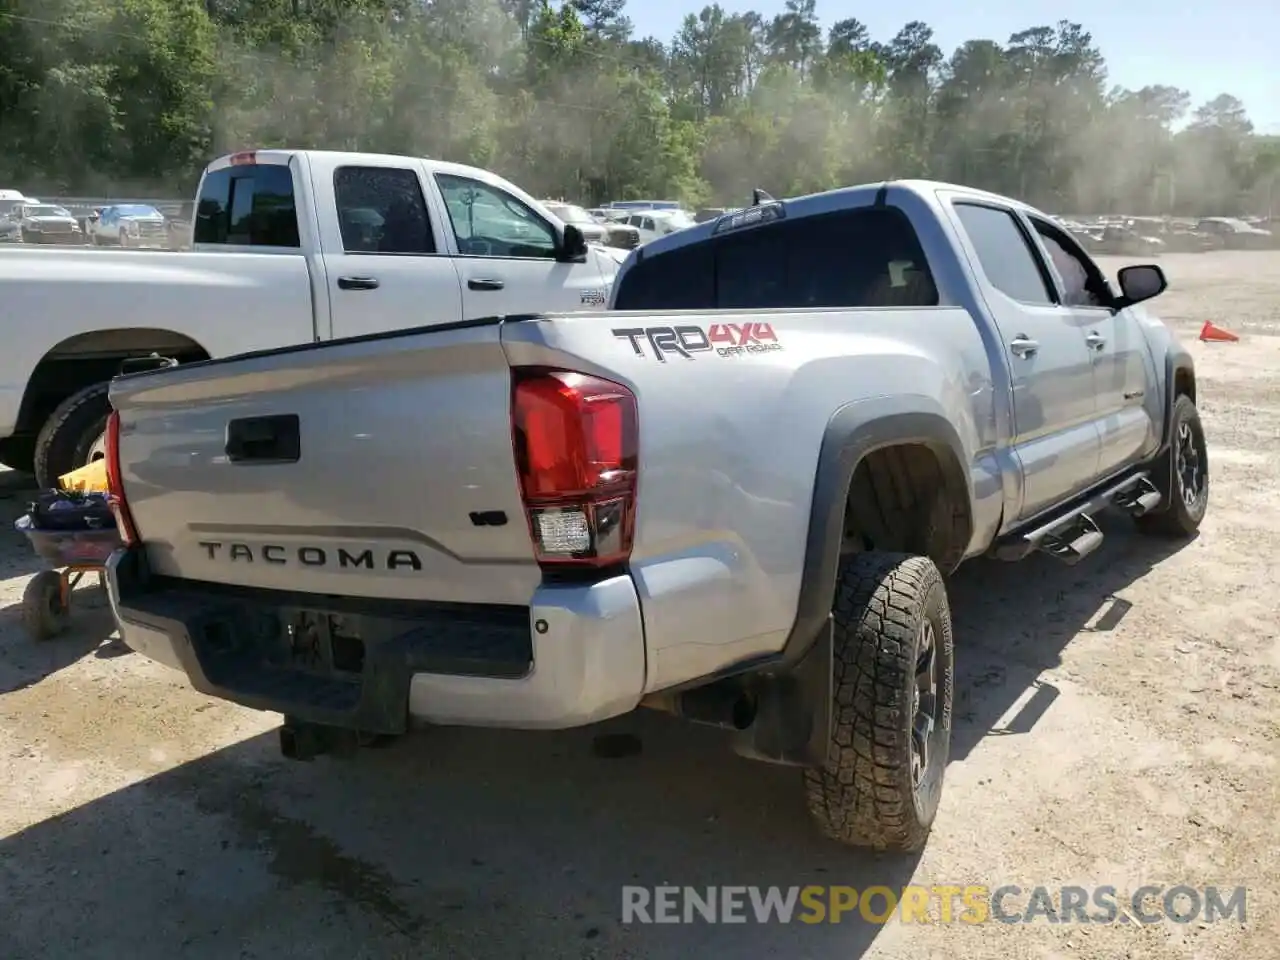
xmin=109 ymin=304 xmax=992 ymax=691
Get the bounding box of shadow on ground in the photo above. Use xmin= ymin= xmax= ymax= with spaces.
xmin=0 ymin=583 xmax=127 ymax=694
xmin=947 ymin=510 xmax=1191 ymax=761
xmin=0 ymin=509 xmax=1193 ymax=960
xmin=0 ymin=712 xmax=919 ymax=960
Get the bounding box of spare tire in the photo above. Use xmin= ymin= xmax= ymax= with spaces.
xmin=33 ymin=381 xmax=112 ymax=490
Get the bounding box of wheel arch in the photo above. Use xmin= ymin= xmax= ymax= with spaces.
xmin=13 ymin=328 xmax=210 ymax=436
xmin=776 ymin=399 xmax=975 ymax=671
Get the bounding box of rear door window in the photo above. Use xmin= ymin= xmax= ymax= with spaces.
xmin=613 ymin=206 xmax=938 ymax=310
xmin=954 ymin=203 xmax=1053 ymax=305
xmin=333 ymin=166 xmax=436 ymax=254
xmin=194 ymin=163 xmax=300 ymax=247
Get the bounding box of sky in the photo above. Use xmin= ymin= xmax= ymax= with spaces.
xmin=627 ymin=0 xmax=1280 ymax=134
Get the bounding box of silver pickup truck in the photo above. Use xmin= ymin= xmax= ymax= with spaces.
xmin=102 ymin=180 xmax=1207 ymax=852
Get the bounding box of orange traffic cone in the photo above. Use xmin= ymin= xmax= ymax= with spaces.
xmin=1199 ymin=321 xmax=1239 ymax=343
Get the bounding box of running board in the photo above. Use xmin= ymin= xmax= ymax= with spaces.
xmin=992 ymin=471 xmax=1161 ymax=563
xmin=1111 ymin=476 xmax=1162 ymax=517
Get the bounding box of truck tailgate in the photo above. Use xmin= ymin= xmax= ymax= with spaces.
xmin=109 ymin=321 xmax=540 ymax=605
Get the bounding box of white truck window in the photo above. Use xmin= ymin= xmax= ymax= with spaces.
xmin=194 ymin=164 xmax=300 ymax=248
xmin=435 ymin=174 xmax=557 ymax=260
xmin=333 ymin=166 xmax=436 ymax=255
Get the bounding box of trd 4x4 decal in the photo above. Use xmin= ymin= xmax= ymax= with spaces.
xmin=611 ymin=322 xmax=781 ymax=361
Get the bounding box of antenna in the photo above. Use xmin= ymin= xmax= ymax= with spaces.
xmin=752 ymin=188 xmax=775 ymax=206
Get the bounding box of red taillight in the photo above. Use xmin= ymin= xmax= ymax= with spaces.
xmin=511 ymin=369 xmax=638 ymax=569
xmin=104 ymin=410 xmax=140 ymax=546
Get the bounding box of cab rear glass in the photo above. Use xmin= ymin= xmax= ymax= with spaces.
xmin=194 ymin=163 xmax=300 ymax=247
xmin=613 ymin=206 xmax=938 ymax=311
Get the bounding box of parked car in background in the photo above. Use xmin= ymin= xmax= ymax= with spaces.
xmin=620 ymin=208 xmax=699 ymax=244
xmin=1090 ymin=223 xmax=1164 ymax=256
xmin=694 ymin=207 xmax=732 ymax=223
xmin=544 ymin=201 xmax=641 ymax=251
xmin=604 ymin=199 xmax=682 ymax=211
xmin=0 ymin=189 xmax=34 ymax=220
xmin=10 ymin=203 xmax=85 ymax=244
xmin=87 ymin=203 xmax=168 ymax=248
xmin=1196 ymin=217 xmax=1274 ymax=250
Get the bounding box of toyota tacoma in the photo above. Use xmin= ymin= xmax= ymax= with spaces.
xmin=102 ymin=180 xmax=1208 ymax=851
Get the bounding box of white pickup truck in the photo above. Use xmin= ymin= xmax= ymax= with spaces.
xmin=0 ymin=149 xmax=624 ymax=487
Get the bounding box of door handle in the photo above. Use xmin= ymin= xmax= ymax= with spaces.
xmin=337 ymin=276 xmax=379 ymax=291
xmin=1085 ymin=331 xmax=1106 ymax=350
xmin=225 ymin=414 xmax=300 ymax=464
xmin=468 ymin=277 xmax=505 ymax=291
xmin=1009 ymin=335 xmax=1040 ymax=357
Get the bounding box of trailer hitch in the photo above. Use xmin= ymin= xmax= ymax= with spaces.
xmin=278 ymin=718 xmax=362 ymax=761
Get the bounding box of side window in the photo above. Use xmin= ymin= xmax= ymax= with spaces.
xmin=1029 ymin=217 xmax=1109 ymax=308
xmin=613 ymin=206 xmax=938 ymax=310
xmin=954 ymin=203 xmax=1053 ymax=305
xmin=333 ymin=166 xmax=435 ymax=254
xmin=435 ymin=175 xmax=556 ymax=259
xmin=194 ymin=164 xmax=300 ymax=247
xmin=642 ymin=217 xmax=655 ymax=231
xmin=613 ymin=243 xmax=715 ymax=310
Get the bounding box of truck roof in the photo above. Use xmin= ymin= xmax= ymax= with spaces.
xmin=203 ymin=149 xmax=514 ymax=186
xmin=635 ymin=178 xmax=1046 ymax=262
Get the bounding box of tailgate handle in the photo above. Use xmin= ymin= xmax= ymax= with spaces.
xmin=226 ymin=414 xmax=300 ymax=464
xmin=338 ymin=276 xmax=379 ymax=290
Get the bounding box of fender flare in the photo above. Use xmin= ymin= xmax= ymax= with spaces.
xmin=1162 ymin=345 xmax=1196 ymax=445
xmin=1155 ymin=344 xmax=1196 ymax=492
xmin=775 ymin=398 xmax=974 ymax=670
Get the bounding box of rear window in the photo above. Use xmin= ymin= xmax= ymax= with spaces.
xmin=194 ymin=163 xmax=300 ymax=247
xmin=613 ymin=206 xmax=938 ymax=311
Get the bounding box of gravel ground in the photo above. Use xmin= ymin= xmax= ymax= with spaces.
xmin=0 ymin=251 xmax=1277 ymax=959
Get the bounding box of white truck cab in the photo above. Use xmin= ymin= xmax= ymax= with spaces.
xmin=192 ymin=149 xmax=620 ymax=339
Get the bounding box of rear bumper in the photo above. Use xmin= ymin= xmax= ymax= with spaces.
xmin=106 ymin=548 xmax=647 ymax=732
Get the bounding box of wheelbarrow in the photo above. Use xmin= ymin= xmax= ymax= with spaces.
xmin=13 ymin=491 xmax=122 ymax=641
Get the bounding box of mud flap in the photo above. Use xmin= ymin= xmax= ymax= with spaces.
xmin=732 ymin=618 xmax=833 ymax=767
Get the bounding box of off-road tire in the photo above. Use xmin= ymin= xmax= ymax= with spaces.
xmin=804 ymin=552 xmax=954 ymax=852
xmin=33 ymin=381 xmax=112 ymax=490
xmin=1135 ymin=394 xmax=1208 ymax=538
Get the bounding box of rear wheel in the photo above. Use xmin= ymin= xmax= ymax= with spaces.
xmin=33 ymin=381 xmax=112 ymax=489
xmin=804 ymin=552 xmax=954 ymax=852
xmin=1136 ymin=394 xmax=1208 ymax=538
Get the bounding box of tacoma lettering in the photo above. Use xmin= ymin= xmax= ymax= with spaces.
xmin=197 ymin=541 xmax=422 ymax=571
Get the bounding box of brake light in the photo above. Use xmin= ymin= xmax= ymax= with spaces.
xmin=511 ymin=369 xmax=638 ymax=569
xmin=228 ymin=151 xmax=257 ymax=166
xmin=104 ymin=410 xmax=140 ymax=546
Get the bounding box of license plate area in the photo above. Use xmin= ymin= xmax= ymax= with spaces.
xmin=278 ymin=608 xmax=366 ymax=677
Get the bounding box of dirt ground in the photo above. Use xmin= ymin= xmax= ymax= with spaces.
xmin=0 ymin=251 xmax=1277 ymax=959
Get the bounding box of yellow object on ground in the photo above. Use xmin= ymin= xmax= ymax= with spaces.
xmin=58 ymin=459 xmax=109 ymax=493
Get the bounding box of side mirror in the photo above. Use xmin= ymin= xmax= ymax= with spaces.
xmin=1115 ymin=264 xmax=1166 ymax=309
xmin=558 ymin=223 xmax=589 ymax=263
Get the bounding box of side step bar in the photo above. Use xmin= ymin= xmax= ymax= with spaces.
xmin=992 ymin=472 xmax=1163 ymax=564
